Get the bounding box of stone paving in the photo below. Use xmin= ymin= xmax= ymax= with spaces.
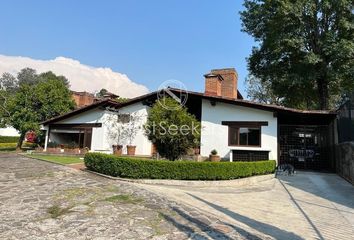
xmin=0 ymin=153 xmax=267 ymax=240
xmin=142 ymin=172 xmax=354 ymax=240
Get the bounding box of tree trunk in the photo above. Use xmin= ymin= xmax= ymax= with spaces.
xmin=16 ymin=132 xmax=25 ymax=150
xmin=317 ymin=78 xmax=329 ymax=110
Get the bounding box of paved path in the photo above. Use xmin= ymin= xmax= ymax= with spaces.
xmin=142 ymin=172 xmax=354 ymax=240
xmin=0 ymin=153 xmax=266 ymax=240
xmin=2 ymin=154 xmax=354 ymax=239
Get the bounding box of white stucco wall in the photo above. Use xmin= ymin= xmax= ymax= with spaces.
xmin=109 ymin=103 xmax=151 ymax=156
xmin=200 ymin=99 xmax=278 ymax=162
xmin=51 ymin=103 xmax=152 ymax=155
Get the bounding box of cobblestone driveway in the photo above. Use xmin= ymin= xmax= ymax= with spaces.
xmin=0 ymin=154 xmax=266 ymax=240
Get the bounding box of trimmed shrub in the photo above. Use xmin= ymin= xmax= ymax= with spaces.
xmin=0 ymin=136 xmax=20 ymax=143
xmin=84 ymin=153 xmax=276 ymax=180
xmin=0 ymin=142 xmax=17 ymax=151
xmin=0 ymin=143 xmax=17 ymax=148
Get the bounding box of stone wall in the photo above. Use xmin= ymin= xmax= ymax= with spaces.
xmin=336 ymin=142 xmax=354 ymax=185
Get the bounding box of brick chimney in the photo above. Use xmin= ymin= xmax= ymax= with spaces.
xmin=204 ymin=68 xmax=238 ymax=99
xmin=204 ymin=73 xmax=223 ymax=97
xmin=71 ymin=91 xmax=95 ymax=108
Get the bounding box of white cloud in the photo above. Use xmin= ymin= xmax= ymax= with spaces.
xmin=0 ymin=55 xmax=149 ymax=98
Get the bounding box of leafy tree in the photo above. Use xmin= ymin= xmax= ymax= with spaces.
xmin=96 ymin=88 xmax=108 ymax=98
xmin=3 ymin=69 xmax=75 ymax=148
xmin=38 ymin=71 xmax=70 ymax=87
xmin=144 ymin=97 xmax=200 ymax=161
xmin=115 ymin=97 xmax=130 ymax=103
xmin=240 ymin=0 xmax=354 ymax=110
xmin=245 ymin=75 xmax=282 ymax=105
xmin=0 ymin=73 xmax=18 ymax=127
xmin=17 ymin=68 xmax=40 ymax=86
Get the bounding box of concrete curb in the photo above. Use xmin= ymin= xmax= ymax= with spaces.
xmin=85 ymin=169 xmax=275 ymax=187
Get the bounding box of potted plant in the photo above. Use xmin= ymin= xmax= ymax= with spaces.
xmin=47 ymin=142 xmax=60 ymax=153
xmin=105 ymin=112 xmax=127 ymax=156
xmin=112 ymin=144 xmax=123 ymax=155
xmin=209 ymin=149 xmax=220 ymax=162
xmin=124 ymin=113 xmax=141 ymax=156
xmin=68 ymin=141 xmax=80 ymax=154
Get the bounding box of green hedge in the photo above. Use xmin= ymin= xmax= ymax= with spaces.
xmin=0 ymin=142 xmax=17 ymax=151
xmin=0 ymin=136 xmax=20 ymax=143
xmin=0 ymin=143 xmax=17 ymax=148
xmin=84 ymin=153 xmax=276 ymax=180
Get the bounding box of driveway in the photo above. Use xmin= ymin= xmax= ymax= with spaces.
xmin=141 ymin=172 xmax=354 ymax=240
xmin=0 ymin=153 xmax=266 ymax=240
xmin=1 ymin=154 xmax=354 ymax=240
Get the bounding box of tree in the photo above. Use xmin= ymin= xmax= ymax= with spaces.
xmin=17 ymin=68 xmax=40 ymax=86
xmin=116 ymin=97 xmax=130 ymax=103
xmin=124 ymin=112 xmax=142 ymax=146
xmin=240 ymin=0 xmax=354 ymax=110
xmin=105 ymin=113 xmax=128 ymax=147
xmin=96 ymin=88 xmax=108 ymax=98
xmin=3 ymin=69 xmax=75 ymax=148
xmin=245 ymin=75 xmax=282 ymax=105
xmin=0 ymin=73 xmax=18 ymax=127
xmin=144 ymin=97 xmax=201 ymax=161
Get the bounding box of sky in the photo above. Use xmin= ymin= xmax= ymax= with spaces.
xmin=0 ymin=0 xmax=255 ymax=97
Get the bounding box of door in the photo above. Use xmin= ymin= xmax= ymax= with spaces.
xmin=83 ymin=128 xmax=92 ymax=149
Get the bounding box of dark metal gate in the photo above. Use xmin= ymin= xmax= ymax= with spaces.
xmin=279 ymin=125 xmax=332 ymax=171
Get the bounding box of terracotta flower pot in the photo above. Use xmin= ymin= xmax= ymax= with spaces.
xmin=112 ymin=145 xmax=123 ymax=156
xmin=194 ymin=147 xmax=200 ymax=155
xmin=127 ymin=145 xmax=136 ymax=156
xmin=209 ymin=154 xmax=221 ymax=162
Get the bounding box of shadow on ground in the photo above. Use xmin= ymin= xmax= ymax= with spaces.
xmin=183 ymin=194 xmax=305 ymax=240
xmin=277 ymin=172 xmax=354 ymax=210
xmin=161 ymin=206 xmax=265 ymax=240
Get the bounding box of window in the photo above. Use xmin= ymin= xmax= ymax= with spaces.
xmin=118 ymin=113 xmax=130 ymax=123
xmin=228 ymin=126 xmax=261 ymax=147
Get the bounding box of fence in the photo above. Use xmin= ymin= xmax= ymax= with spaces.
xmin=336 ymin=142 xmax=354 ymax=184
xmin=337 ymin=98 xmax=354 ymax=143
xmin=336 ymin=93 xmax=354 ymax=184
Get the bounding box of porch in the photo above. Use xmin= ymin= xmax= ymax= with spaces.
xmin=43 ymin=123 xmax=102 ymax=153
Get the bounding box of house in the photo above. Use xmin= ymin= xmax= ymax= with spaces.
xmin=41 ymin=68 xmax=337 ymax=171
xmin=71 ymin=91 xmax=96 ymax=108
xmin=71 ymin=90 xmax=119 ymax=108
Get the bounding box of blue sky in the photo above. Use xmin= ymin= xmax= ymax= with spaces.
xmin=0 ymin=0 xmax=255 ymax=96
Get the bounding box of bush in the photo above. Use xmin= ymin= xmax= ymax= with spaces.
xmin=0 ymin=142 xmax=17 ymax=151
xmin=0 ymin=136 xmax=20 ymax=143
xmin=144 ymin=97 xmax=201 ymax=161
xmin=84 ymin=153 xmax=276 ymax=180
xmin=0 ymin=143 xmax=17 ymax=148
xmin=22 ymin=142 xmax=37 ymax=148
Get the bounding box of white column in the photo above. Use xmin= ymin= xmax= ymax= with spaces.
xmin=229 ymin=149 xmax=233 ymax=162
xmin=44 ymin=129 xmax=49 ymax=152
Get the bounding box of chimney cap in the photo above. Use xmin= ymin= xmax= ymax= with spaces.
xmin=211 ymin=68 xmax=236 ymax=72
xmin=203 ymin=73 xmax=224 ymax=81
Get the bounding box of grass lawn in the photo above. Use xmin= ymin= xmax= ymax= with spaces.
xmin=28 ymin=154 xmax=84 ymax=165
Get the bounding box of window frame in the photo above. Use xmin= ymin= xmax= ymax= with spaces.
xmin=222 ymin=121 xmax=268 ymax=148
xmin=228 ymin=126 xmax=262 ymax=147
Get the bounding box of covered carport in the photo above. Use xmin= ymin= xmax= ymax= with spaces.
xmin=277 ymin=110 xmax=337 ymax=172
